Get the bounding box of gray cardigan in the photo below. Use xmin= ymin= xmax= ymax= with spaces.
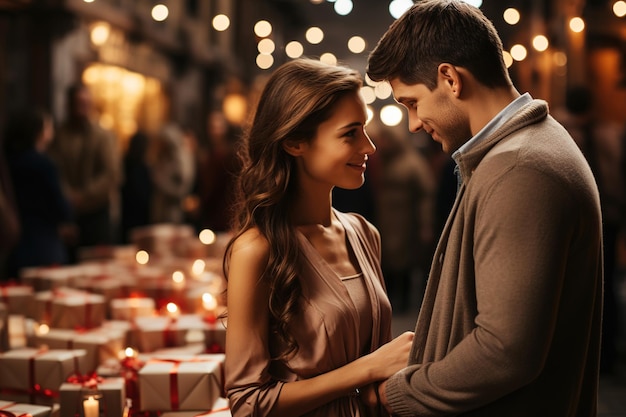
xmin=387 ymin=100 xmax=603 ymax=417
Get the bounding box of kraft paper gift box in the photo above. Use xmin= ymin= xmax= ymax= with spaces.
xmin=0 ymin=348 xmax=87 ymax=405
xmin=32 ymin=289 xmax=106 ymax=330
xmin=0 ymin=284 xmax=34 ymax=318
xmin=138 ymin=354 xmax=224 ymax=412
xmin=130 ymin=224 xmax=196 ymax=259
xmin=59 ymin=377 xmax=126 ymax=417
xmin=20 ymin=266 xmax=82 ymax=293
xmin=28 ymin=327 xmax=126 ymax=372
xmin=110 ymin=297 xmax=155 ymax=321
xmin=0 ymin=400 xmax=52 ymax=417
xmin=159 ymin=397 xmax=231 ymax=417
xmin=129 ymin=315 xmax=207 ymax=353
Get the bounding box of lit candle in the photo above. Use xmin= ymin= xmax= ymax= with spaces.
xmin=166 ymin=302 xmax=180 ymax=319
xmin=171 ymin=271 xmax=185 ymax=289
xmin=202 ymin=293 xmax=217 ymax=323
xmin=83 ymin=395 xmax=99 ymax=417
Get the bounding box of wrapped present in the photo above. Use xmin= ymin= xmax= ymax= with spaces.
xmin=59 ymin=376 xmax=126 ymax=417
xmin=138 ymin=354 xmax=224 ymax=412
xmin=110 ymin=297 xmax=155 ymax=321
xmin=129 ymin=315 xmax=210 ymax=353
xmin=159 ymin=397 xmax=231 ymax=417
xmin=76 ymin=245 xmax=137 ymax=264
xmin=0 ymin=348 xmax=87 ymax=405
xmin=130 ymin=224 xmax=196 ymax=259
xmin=32 ymin=289 xmax=105 ymax=330
xmin=0 ymin=284 xmax=34 ymax=318
xmin=20 ymin=266 xmax=82 ymax=293
xmin=28 ymin=327 xmax=126 ymax=372
xmin=0 ymin=400 xmax=52 ymax=417
xmin=203 ymin=320 xmax=226 ymax=354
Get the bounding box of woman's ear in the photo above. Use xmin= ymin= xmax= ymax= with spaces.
xmin=282 ymin=139 xmax=305 ymax=156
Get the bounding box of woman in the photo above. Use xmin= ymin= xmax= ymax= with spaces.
xmin=224 ymin=58 xmax=414 ymax=417
xmin=3 ymin=108 xmax=74 ymax=277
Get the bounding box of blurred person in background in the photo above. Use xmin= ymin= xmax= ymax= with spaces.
xmin=47 ymin=83 xmax=121 ymax=259
xmin=0 ymin=132 xmax=20 ymax=281
xmin=119 ymin=130 xmax=153 ymax=243
xmin=3 ymin=108 xmax=75 ymax=277
xmin=149 ymin=121 xmax=196 ymax=224
xmin=367 ymin=123 xmax=436 ymax=313
xmin=196 ymin=109 xmax=240 ymax=232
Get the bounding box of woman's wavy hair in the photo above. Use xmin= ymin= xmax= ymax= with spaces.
xmin=224 ymin=58 xmax=363 ymax=360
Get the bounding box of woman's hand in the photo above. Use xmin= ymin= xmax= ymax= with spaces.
xmin=367 ymin=331 xmax=414 ymax=380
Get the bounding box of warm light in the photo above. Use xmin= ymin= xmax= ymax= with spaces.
xmin=532 ymin=35 xmax=549 ymax=52
xmin=613 ymin=0 xmax=626 ymax=17
xmin=285 ymin=41 xmax=304 ymax=58
xmin=223 ymin=94 xmax=248 ymax=125
xmin=212 ymin=14 xmax=230 ymax=31
xmin=192 ymin=259 xmax=206 ymax=276
xmin=151 ymin=4 xmax=169 ymax=22
xmin=83 ymin=0 xmax=95 ymax=3
xmin=320 ymin=53 xmax=337 ymax=65
xmin=199 ymin=229 xmax=217 ymax=245
xmin=503 ymin=8 xmax=520 ymax=25
xmin=254 ymin=20 xmax=272 ymax=38
xmin=123 ymin=347 xmax=137 ymax=358
xmin=38 ymin=323 xmax=50 ymax=335
xmin=360 ymin=86 xmax=376 ymax=104
xmin=348 ymin=36 xmax=366 ymax=54
xmin=135 ymin=250 xmax=149 ymax=265
xmin=374 ymin=82 xmax=393 ymax=100
xmin=90 ymin=22 xmax=110 ymax=46
xmin=258 ymin=38 xmax=276 ymax=55
xmin=380 ymin=105 xmax=403 ymax=127
xmin=503 ymin=50 xmax=513 ymax=68
xmin=202 ymin=293 xmax=218 ymax=311
xmin=166 ymin=302 xmax=179 ymax=316
xmin=510 ymin=44 xmax=528 ymax=61
xmin=365 ymin=74 xmax=377 ymax=87
xmin=305 ymin=27 xmax=324 ymax=44
xmin=569 ymin=17 xmax=585 ymax=33
xmin=553 ymin=51 xmax=567 ymax=66
xmin=256 ymin=54 xmax=274 ymax=70
xmin=83 ymin=395 xmax=99 ymax=417
xmin=334 ymin=0 xmax=353 ymax=16
xmin=172 ymin=270 xmax=185 ymax=284
xmin=389 ymin=0 xmax=413 ymax=19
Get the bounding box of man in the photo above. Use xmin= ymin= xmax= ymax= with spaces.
xmin=365 ymin=1 xmax=603 ymax=416
xmin=48 ymin=83 xmax=121 ymax=258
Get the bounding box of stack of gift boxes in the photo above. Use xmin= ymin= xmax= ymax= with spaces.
xmin=0 ymin=224 xmax=232 ymax=417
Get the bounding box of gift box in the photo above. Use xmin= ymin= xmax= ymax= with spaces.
xmin=159 ymin=397 xmax=231 ymax=417
xmin=28 ymin=327 xmax=126 ymax=372
xmin=130 ymin=224 xmax=196 ymax=259
xmin=0 ymin=348 xmax=87 ymax=404
xmin=20 ymin=266 xmax=82 ymax=293
xmin=138 ymin=354 xmax=224 ymax=412
xmin=0 ymin=400 xmax=52 ymax=417
xmin=110 ymin=297 xmax=155 ymax=321
xmin=0 ymin=284 xmax=34 ymax=318
xmin=32 ymin=289 xmax=105 ymax=330
xmin=129 ymin=315 xmax=207 ymax=353
xmin=202 ymin=320 xmax=226 ymax=354
xmin=59 ymin=377 xmax=126 ymax=417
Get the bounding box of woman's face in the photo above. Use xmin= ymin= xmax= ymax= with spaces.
xmin=295 ymin=91 xmax=376 ymax=191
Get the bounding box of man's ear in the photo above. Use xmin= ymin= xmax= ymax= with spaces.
xmin=282 ymin=139 xmax=306 ymax=156
xmin=438 ymin=63 xmax=462 ymax=98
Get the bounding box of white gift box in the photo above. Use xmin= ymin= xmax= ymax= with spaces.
xmin=0 ymin=399 xmax=52 ymax=417
xmin=0 ymin=284 xmax=34 ymax=317
xmin=32 ymin=289 xmax=106 ymax=330
xmin=110 ymin=297 xmax=155 ymax=321
xmin=0 ymin=348 xmax=87 ymax=404
xmin=20 ymin=266 xmax=83 ymax=293
xmin=159 ymin=397 xmax=231 ymax=417
xmin=129 ymin=315 xmax=208 ymax=353
xmin=28 ymin=327 xmax=126 ymax=372
xmin=138 ymin=354 xmax=224 ymax=412
xmin=59 ymin=377 xmax=126 ymax=417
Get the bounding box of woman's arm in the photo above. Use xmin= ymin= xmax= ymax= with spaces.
xmin=225 ymin=228 xmax=414 ymax=417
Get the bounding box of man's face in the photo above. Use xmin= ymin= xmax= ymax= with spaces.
xmin=390 ymin=78 xmax=471 ymax=155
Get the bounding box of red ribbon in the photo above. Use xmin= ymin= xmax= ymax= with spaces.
xmin=0 ymin=402 xmax=33 ymax=417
